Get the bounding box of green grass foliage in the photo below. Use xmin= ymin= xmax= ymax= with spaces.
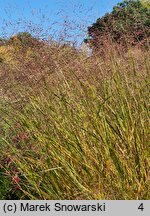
xmin=0 ymin=43 xmax=149 ymax=199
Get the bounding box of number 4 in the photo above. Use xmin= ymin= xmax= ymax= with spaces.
xmin=138 ymin=203 xmax=144 ymax=211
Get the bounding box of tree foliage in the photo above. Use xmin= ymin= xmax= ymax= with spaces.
xmin=9 ymin=32 xmax=41 ymax=50
xmin=86 ymin=0 xmax=150 ymax=51
xmin=0 ymin=32 xmax=42 ymax=52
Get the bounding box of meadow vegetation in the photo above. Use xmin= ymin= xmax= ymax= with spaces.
xmin=0 ymin=0 xmax=149 ymax=200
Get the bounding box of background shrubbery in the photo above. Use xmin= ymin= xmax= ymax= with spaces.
xmin=85 ymin=0 xmax=150 ymax=54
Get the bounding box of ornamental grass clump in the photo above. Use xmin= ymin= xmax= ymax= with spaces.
xmin=0 ymin=44 xmax=149 ymax=199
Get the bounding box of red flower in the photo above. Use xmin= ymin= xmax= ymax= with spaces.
xmin=4 ymin=157 xmax=12 ymax=165
xmin=13 ymin=174 xmax=20 ymax=190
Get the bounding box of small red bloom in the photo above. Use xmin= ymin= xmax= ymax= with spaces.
xmin=13 ymin=174 xmax=20 ymax=184
xmin=13 ymin=174 xmax=20 ymax=190
xmin=4 ymin=157 xmax=12 ymax=165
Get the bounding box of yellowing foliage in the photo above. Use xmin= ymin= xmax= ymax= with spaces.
xmin=0 ymin=45 xmax=18 ymax=67
xmin=141 ymin=0 xmax=150 ymax=8
xmin=10 ymin=35 xmax=23 ymax=52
